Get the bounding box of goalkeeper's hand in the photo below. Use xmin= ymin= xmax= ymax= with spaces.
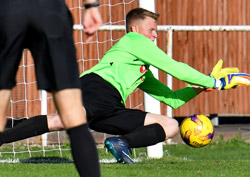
xmin=204 ymin=59 xmax=239 ymax=92
xmin=210 ymin=59 xmax=239 ymax=79
xmin=214 ymin=73 xmax=250 ymax=90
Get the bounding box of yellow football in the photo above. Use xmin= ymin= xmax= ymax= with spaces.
xmin=180 ymin=114 xmax=214 ymax=148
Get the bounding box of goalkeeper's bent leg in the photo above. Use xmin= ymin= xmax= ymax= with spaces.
xmin=121 ymin=123 xmax=166 ymax=148
xmin=121 ymin=113 xmax=178 ymax=148
xmin=144 ymin=113 xmax=179 ymax=139
xmin=53 ymin=89 xmax=100 ymax=177
xmin=0 ymin=115 xmax=49 ymax=146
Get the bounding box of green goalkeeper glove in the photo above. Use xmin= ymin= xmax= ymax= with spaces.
xmin=214 ymin=73 xmax=250 ymax=90
xmin=210 ymin=59 xmax=239 ymax=79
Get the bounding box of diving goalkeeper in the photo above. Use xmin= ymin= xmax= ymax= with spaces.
xmin=0 ymin=8 xmax=249 ymax=164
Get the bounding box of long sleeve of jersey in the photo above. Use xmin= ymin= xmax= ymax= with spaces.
xmin=120 ymin=32 xmax=215 ymax=88
xmin=139 ymin=70 xmax=198 ymax=109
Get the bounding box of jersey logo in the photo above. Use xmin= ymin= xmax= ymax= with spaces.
xmin=140 ymin=65 xmax=148 ymax=73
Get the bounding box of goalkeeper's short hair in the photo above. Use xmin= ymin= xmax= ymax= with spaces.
xmin=126 ymin=8 xmax=160 ymax=33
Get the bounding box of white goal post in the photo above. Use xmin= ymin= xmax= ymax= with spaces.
xmin=138 ymin=0 xmax=163 ymax=159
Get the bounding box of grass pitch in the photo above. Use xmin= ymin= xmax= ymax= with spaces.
xmin=0 ymin=137 xmax=250 ymax=177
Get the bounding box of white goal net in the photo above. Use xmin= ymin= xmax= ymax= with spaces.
xmin=1 ymin=0 xmax=141 ymax=158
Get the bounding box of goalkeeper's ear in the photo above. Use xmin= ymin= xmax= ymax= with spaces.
xmin=131 ymin=25 xmax=138 ymax=32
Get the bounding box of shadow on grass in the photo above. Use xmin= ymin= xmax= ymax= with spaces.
xmin=20 ymin=157 xmax=73 ymax=163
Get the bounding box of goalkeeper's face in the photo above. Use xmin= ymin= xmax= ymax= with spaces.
xmin=132 ymin=16 xmax=158 ymax=42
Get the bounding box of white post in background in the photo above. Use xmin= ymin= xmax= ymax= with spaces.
xmin=139 ymin=0 xmax=163 ymax=159
xmin=166 ymin=29 xmax=173 ymax=144
xmin=41 ymin=90 xmax=48 ymax=146
xmin=166 ymin=29 xmax=173 ymax=117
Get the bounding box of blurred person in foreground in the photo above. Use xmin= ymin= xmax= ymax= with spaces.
xmin=0 ymin=0 xmax=102 ymax=176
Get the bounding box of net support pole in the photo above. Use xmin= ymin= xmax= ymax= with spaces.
xmin=40 ymin=90 xmax=48 ymax=147
xmin=139 ymin=0 xmax=163 ymax=159
xmin=166 ymin=29 xmax=173 ymax=117
xmin=166 ymin=29 xmax=173 ymax=144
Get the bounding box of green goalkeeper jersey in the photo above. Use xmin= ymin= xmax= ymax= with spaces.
xmin=80 ymin=32 xmax=215 ymax=108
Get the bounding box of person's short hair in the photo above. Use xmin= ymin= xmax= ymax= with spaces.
xmin=126 ymin=8 xmax=160 ymax=32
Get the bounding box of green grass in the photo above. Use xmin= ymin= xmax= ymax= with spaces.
xmin=1 ymin=137 xmax=250 ymax=177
